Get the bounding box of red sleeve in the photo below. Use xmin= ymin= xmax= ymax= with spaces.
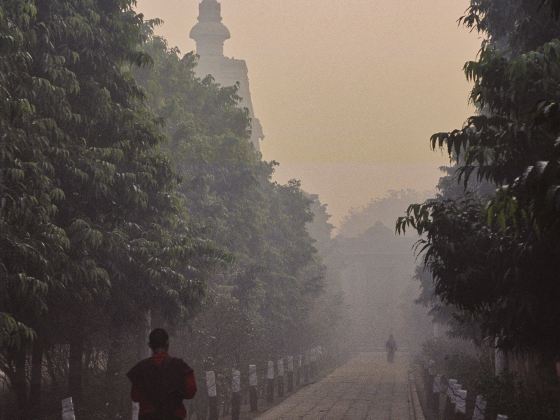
xmin=131 ymin=383 xmax=142 ymax=402
xmin=185 ymin=371 xmax=197 ymax=399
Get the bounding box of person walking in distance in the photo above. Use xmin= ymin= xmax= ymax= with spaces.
xmin=127 ymin=329 xmax=197 ymax=420
xmin=385 ymin=334 xmax=397 ymax=363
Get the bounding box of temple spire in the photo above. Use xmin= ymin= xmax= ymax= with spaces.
xmin=189 ymin=0 xmax=231 ymax=57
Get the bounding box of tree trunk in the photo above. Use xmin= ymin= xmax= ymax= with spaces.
xmin=68 ymin=335 xmax=84 ymax=402
xmin=136 ymin=310 xmax=151 ymax=360
xmin=13 ymin=350 xmax=28 ymax=420
xmin=45 ymin=351 xmax=59 ymax=389
xmin=29 ymin=341 xmax=43 ymax=419
xmin=105 ymin=322 xmax=127 ymax=417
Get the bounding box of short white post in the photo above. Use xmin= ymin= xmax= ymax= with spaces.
xmin=206 ymin=371 xmax=218 ymax=420
xmin=455 ymin=389 xmax=467 ymax=419
xmin=296 ymin=354 xmax=302 ymax=386
xmin=132 ymin=402 xmax=139 ymax=420
xmin=62 ymin=397 xmax=76 ymax=420
xmin=431 ymin=374 xmax=442 ymax=411
xmin=287 ymin=356 xmax=294 ymax=392
xmin=495 ymin=338 xmax=507 ymax=376
xmin=266 ymin=361 xmax=274 ymax=403
xmin=310 ymin=348 xmax=318 ymax=379
xmin=444 ymin=379 xmax=458 ymax=419
xmin=231 ymin=369 xmax=241 ymax=420
xmin=303 ymin=351 xmax=310 ymax=383
xmin=472 ymin=395 xmax=487 ymax=420
xmin=452 ymin=382 xmax=462 ymax=406
xmin=249 ymin=364 xmax=258 ymax=412
xmin=277 ymin=358 xmax=285 ymax=397
xmin=428 ymin=359 xmax=436 ymax=375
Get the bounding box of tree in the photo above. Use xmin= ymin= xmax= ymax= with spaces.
xmin=134 ymin=27 xmax=330 ymax=393
xmin=398 ymin=0 xmax=560 ymax=357
xmin=1 ymin=2 xmax=212 ymax=417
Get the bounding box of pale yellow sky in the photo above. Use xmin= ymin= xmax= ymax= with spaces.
xmin=136 ymin=0 xmax=480 ymax=227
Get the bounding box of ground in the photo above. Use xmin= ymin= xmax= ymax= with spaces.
xmin=256 ymin=352 xmax=412 ymax=420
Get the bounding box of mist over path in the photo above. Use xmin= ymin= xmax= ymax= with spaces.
xmin=256 ymin=352 xmax=411 ymax=420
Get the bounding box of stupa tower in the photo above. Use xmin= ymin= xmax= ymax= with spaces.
xmin=190 ymin=0 xmax=264 ymax=151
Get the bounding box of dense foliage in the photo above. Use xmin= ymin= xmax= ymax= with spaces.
xmin=0 ymin=2 xmax=338 ymax=419
xmin=0 ymin=1 xmax=215 ymax=417
xmin=0 ymin=0 xmax=342 ymax=418
xmin=133 ymin=30 xmax=334 ymax=398
xmin=398 ymin=0 xmax=560 ymax=358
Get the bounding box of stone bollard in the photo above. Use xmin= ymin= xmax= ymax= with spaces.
xmin=444 ymin=379 xmax=458 ymax=420
xmin=249 ymin=364 xmax=258 ymax=412
xmin=432 ymin=374 xmax=442 ymax=413
xmin=472 ymin=395 xmax=487 ymax=420
xmin=309 ymin=348 xmax=317 ymax=379
xmin=62 ymin=397 xmax=76 ymax=420
xmin=266 ymin=361 xmax=275 ymax=403
xmin=295 ymin=355 xmax=302 ymax=387
xmin=132 ymin=402 xmax=139 ymax=420
xmin=231 ymin=369 xmax=241 ymax=420
xmin=495 ymin=337 xmax=506 ymax=377
xmin=451 ymin=382 xmax=462 ymax=418
xmin=287 ymin=356 xmax=294 ymax=393
xmin=426 ymin=359 xmax=436 ymax=409
xmin=206 ymin=371 xmax=219 ymax=420
xmin=303 ymin=352 xmax=310 ymax=384
xmin=454 ymin=389 xmax=467 ymax=420
xmin=277 ymin=358 xmax=285 ymax=398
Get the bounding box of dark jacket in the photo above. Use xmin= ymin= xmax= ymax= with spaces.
xmin=127 ymin=352 xmax=197 ymax=420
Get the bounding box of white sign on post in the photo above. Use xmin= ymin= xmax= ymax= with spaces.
xmin=267 ymin=361 xmax=274 ymax=380
xmin=232 ymin=369 xmax=241 ymax=393
xmin=62 ymin=397 xmax=76 ymax=420
xmin=249 ymin=364 xmax=258 ymax=386
xmin=132 ymin=402 xmax=139 ymax=420
xmin=287 ymin=356 xmax=294 ymax=372
xmin=472 ymin=395 xmax=487 ymax=420
xmin=206 ymin=371 xmax=217 ymax=397
xmin=277 ymin=359 xmax=285 ymax=377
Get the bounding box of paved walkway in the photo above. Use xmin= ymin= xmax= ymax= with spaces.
xmin=257 ymin=352 xmax=411 ymax=420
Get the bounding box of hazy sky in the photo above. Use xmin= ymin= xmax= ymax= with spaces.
xmin=136 ymin=0 xmax=480 ymax=227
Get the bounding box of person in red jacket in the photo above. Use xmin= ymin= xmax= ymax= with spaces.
xmin=127 ymin=328 xmax=197 ymax=420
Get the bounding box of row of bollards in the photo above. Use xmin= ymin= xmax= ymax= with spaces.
xmin=58 ymin=347 xmax=325 ymax=420
xmin=205 ymin=347 xmax=324 ymax=420
xmin=423 ymin=360 xmax=508 ymax=420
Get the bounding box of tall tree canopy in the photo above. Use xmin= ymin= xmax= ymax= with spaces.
xmin=134 ymin=29 xmax=327 ymax=363
xmin=399 ymin=0 xmax=560 ymax=357
xmin=0 ymin=1 xmax=215 ymax=416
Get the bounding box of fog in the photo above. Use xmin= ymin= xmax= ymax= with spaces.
xmin=136 ymin=0 xmax=480 ymax=227
xmin=2 ymin=1 xmax=560 ymax=419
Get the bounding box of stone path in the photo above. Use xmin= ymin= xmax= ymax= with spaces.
xmin=256 ymin=352 xmax=411 ymax=420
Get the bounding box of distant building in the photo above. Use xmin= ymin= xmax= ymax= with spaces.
xmin=190 ymin=0 xmax=264 ymax=151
